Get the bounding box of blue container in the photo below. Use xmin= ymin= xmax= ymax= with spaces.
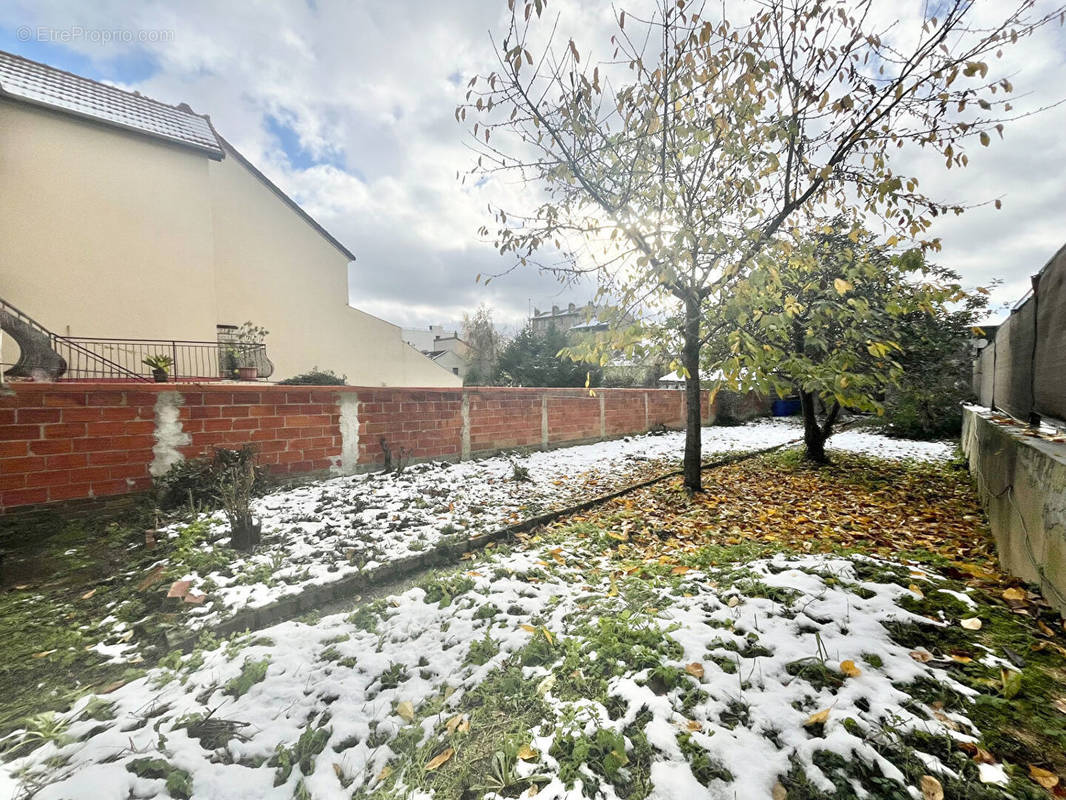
xmin=772 ymin=398 xmax=801 ymax=417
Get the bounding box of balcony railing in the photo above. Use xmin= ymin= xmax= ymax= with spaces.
xmin=54 ymin=338 xmax=273 ymax=382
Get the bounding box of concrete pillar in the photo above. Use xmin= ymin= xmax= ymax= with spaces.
xmin=461 ymin=392 xmax=471 ymax=461
xmin=333 ymin=392 xmax=360 ymax=475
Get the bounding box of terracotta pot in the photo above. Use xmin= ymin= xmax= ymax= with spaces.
xmin=237 ymin=366 xmax=258 ymax=381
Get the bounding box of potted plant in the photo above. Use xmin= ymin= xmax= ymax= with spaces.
xmin=234 ymin=321 xmax=269 ymax=381
xmin=142 ymin=353 xmax=174 ymax=383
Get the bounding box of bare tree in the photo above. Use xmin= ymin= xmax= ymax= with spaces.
xmin=459 ymin=0 xmax=1062 ymax=491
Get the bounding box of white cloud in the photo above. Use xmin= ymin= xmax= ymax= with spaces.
xmin=2 ymin=0 xmax=1064 ymax=329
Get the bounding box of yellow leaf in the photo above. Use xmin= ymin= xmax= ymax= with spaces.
xmin=671 ymin=566 xmax=691 ymax=575
xmin=376 ymin=765 xmax=393 ymax=782
xmin=1002 ymin=587 xmax=1026 ymax=602
xmin=960 ymin=617 xmax=982 ymax=630
xmin=727 ymin=596 xmax=740 ymax=608
xmin=541 ymin=627 xmax=553 ymax=645
xmin=445 ymin=714 xmax=465 ymax=734
xmin=772 ymin=781 xmax=788 ymax=800
xmin=81 ymin=588 xmax=97 ymax=600
xmin=909 ymin=650 xmax=933 ymax=663
xmin=396 ymin=701 xmax=415 ymax=723
xmin=833 ymin=278 xmax=853 ymax=295
xmin=949 ymin=654 xmax=973 ymax=664
xmin=1027 ymin=764 xmax=1059 ymax=789
xmin=520 ymin=624 xmax=538 ymax=633
xmin=920 ymin=774 xmax=944 ymax=800
xmin=840 ymin=660 xmax=862 ymax=678
xmin=686 ymin=719 xmax=702 ymax=731
xmin=908 ymin=584 xmax=924 ymax=598
xmin=804 ymin=708 xmax=830 ymax=726
xmin=425 ymin=748 xmax=454 ymax=771
xmin=686 ymin=662 xmax=705 ymax=679
xmin=517 ymin=744 xmax=538 ymax=760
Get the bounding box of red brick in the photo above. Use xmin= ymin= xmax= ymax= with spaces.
xmin=84 ymin=421 xmax=127 ymax=436
xmin=17 ymin=408 xmax=61 ymax=424
xmin=189 ymin=406 xmax=221 ymax=419
xmin=202 ymin=419 xmax=233 ymax=432
xmin=86 ymin=391 xmax=122 ymax=406
xmin=73 ymin=437 xmax=111 ymax=452
xmin=43 ymin=422 xmax=87 ymax=439
xmin=124 ymin=421 xmax=156 ymax=435
xmin=4 ymin=456 xmax=47 ymax=473
xmin=43 ymin=392 xmax=86 ymax=407
xmin=25 ymin=470 xmax=72 ymax=488
xmin=2 ymin=487 xmax=49 ymax=507
xmin=101 ymin=407 xmax=137 ymax=421
xmin=87 ymin=450 xmax=129 ymax=466
xmin=1 ymin=424 xmax=41 ymax=441
xmin=47 ymin=483 xmax=94 ymax=502
xmin=0 ymin=441 xmax=29 ymax=457
xmin=44 ymin=453 xmax=88 ymax=470
xmin=61 ymin=407 xmax=106 ymax=423
xmin=203 ymin=392 xmax=233 ymax=405
xmin=230 ymin=392 xmax=262 ymax=404
xmin=231 ymin=418 xmax=259 ymax=430
xmin=109 ymin=464 xmax=148 ymax=480
xmin=0 ymin=473 xmax=26 ymax=490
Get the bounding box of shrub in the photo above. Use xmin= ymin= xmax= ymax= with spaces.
xmin=277 ymin=367 xmax=347 ymax=385
xmin=155 ymin=446 xmax=268 ymax=510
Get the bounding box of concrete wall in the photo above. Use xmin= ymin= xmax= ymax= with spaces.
xmin=0 ymin=383 xmax=736 ymax=513
xmin=0 ymin=99 xmax=457 ymax=387
xmin=961 ymin=406 xmax=1066 ymax=614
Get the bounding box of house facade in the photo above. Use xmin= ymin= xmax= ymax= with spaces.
xmin=402 ymin=325 xmax=471 ymax=381
xmin=0 ymin=50 xmax=458 ymax=387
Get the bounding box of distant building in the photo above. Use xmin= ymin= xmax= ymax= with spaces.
xmin=402 ymin=326 xmax=471 ymax=380
xmin=529 ymin=302 xmax=626 ymax=336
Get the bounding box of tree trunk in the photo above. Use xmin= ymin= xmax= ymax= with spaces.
xmin=682 ymin=294 xmax=702 ymax=492
xmin=799 ymin=390 xmax=828 ymax=463
xmin=800 ymin=391 xmax=841 ymax=463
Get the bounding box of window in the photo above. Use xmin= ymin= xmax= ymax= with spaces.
xmin=452 ymin=367 xmax=460 ymax=375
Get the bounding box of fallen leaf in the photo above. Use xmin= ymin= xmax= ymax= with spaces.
xmin=908 ymin=584 xmax=925 ymax=598
xmin=376 ymin=765 xmax=392 ymax=782
xmin=136 ymin=565 xmax=166 ymax=592
xmin=840 ymin=660 xmax=861 ymax=678
xmin=949 ymin=654 xmax=973 ymax=664
xmin=671 ymin=566 xmax=691 ymax=575
xmin=686 ymin=662 xmax=705 ymax=679
xmin=517 ymin=744 xmax=538 ymax=760
xmin=80 ymin=588 xmax=96 ymax=600
xmin=333 ymin=763 xmax=346 ymax=782
xmin=445 ymin=714 xmax=464 ymax=734
xmin=727 ymin=595 xmax=740 ymax=608
xmin=1002 ymin=587 xmax=1027 ymax=602
xmin=920 ymin=774 xmax=944 ymax=800
xmin=909 ymin=649 xmax=934 ymax=663
xmin=32 ymin=649 xmax=57 ymax=658
xmin=1000 ymin=669 xmax=1023 ymax=699
xmin=425 ymin=748 xmax=454 ymax=771
xmin=804 ymin=708 xmax=830 ymax=726
xmin=772 ymin=781 xmax=788 ymax=800
xmin=1028 ymin=764 xmax=1059 ymax=789
xmin=396 ymin=701 xmax=415 ymax=723
xmin=1052 ymin=698 xmax=1066 ymax=715
xmin=536 ymin=675 xmax=556 ymax=696
xmin=519 ymin=624 xmax=538 ymax=633
xmin=183 ymin=593 xmax=206 ymax=605
xmin=166 ymin=580 xmax=191 ymax=599
xmin=960 ymin=617 xmax=982 ymax=630
xmin=686 ymin=720 xmax=702 ymax=731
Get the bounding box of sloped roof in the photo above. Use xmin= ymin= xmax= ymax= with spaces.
xmin=0 ymin=50 xmax=223 ymax=158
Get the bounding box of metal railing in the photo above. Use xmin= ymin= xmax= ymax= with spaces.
xmin=2 ymin=296 xmax=273 ymax=382
xmin=55 ymin=338 xmax=272 ymax=382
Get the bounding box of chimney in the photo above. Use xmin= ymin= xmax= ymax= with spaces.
xmin=533 ymin=307 xmax=540 ymax=316
xmin=568 ymin=303 xmax=575 ymax=313
xmin=552 ymin=305 xmax=559 ymax=314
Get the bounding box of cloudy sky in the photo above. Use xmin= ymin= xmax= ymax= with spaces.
xmin=2 ymin=1 xmax=1064 ymax=330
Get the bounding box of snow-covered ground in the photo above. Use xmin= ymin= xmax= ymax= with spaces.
xmin=152 ymin=419 xmax=954 ymax=632
xmin=1 ymin=544 xmax=998 ymax=800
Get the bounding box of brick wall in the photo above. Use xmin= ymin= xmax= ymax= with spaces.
xmin=0 ymin=383 xmax=753 ymax=513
